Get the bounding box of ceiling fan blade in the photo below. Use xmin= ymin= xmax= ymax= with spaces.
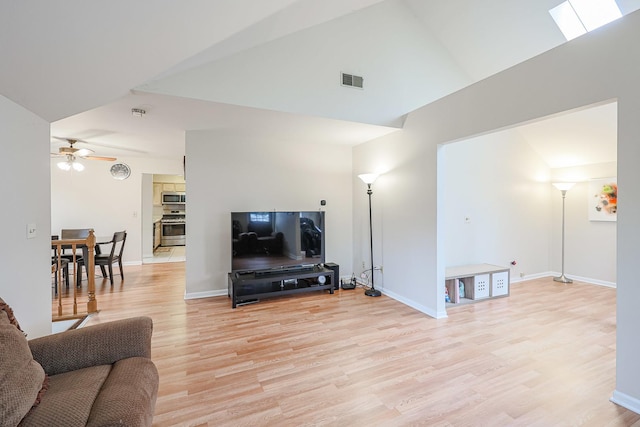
xmin=52 ymin=136 xmax=123 ymax=161
xmin=74 ymin=148 xmax=94 ymax=157
xmin=53 ymin=136 xmax=148 ymax=154
xmin=78 ymin=140 xmax=148 ymax=154
xmin=83 ymin=155 xmax=117 ymax=162
xmin=51 ymin=136 xmax=71 ymax=143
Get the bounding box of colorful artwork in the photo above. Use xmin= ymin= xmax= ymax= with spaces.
xmin=589 ymin=177 xmax=617 ymax=222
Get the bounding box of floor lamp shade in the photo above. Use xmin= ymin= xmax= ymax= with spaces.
xmin=553 ymin=182 xmax=575 ymax=283
xmin=358 ymin=173 xmax=378 ymax=185
xmin=359 ymin=173 xmax=381 ymax=297
xmin=552 ymin=182 xmax=575 ymax=192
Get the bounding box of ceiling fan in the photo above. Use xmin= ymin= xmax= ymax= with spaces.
xmin=51 ymin=138 xmax=117 ymax=171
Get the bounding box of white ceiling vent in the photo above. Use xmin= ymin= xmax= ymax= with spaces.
xmin=341 ymin=72 xmax=363 ymax=89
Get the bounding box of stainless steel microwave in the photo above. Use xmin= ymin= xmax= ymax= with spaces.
xmin=162 ymin=192 xmax=186 ymax=205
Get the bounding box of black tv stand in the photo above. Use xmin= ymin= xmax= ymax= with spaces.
xmin=228 ymin=265 xmax=334 ymax=308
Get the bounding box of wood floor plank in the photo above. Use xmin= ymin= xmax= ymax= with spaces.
xmin=54 ymin=263 xmax=640 ymax=426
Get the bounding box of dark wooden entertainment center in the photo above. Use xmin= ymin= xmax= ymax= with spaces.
xmin=228 ymin=265 xmax=334 ymax=308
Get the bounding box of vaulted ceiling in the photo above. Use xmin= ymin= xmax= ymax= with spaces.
xmin=2 ymin=0 xmax=638 ymax=166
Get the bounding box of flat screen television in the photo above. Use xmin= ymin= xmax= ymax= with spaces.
xmin=231 ymin=211 xmax=325 ymax=273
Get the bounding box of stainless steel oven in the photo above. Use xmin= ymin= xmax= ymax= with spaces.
xmin=161 ymin=216 xmax=186 ymax=246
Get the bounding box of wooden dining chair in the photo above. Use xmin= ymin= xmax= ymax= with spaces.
xmin=78 ymin=231 xmax=127 ymax=286
xmin=60 ymin=228 xmax=90 ymax=260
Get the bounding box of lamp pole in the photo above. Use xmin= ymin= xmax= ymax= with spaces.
xmin=364 ymin=183 xmax=381 ymax=297
xmin=358 ymin=173 xmax=381 ymax=297
xmin=553 ymin=183 xmax=575 ymax=283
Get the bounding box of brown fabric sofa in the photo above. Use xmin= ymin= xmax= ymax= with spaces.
xmin=0 ymin=302 xmax=159 ymax=427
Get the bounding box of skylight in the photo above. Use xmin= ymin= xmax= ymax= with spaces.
xmin=550 ymin=0 xmax=622 ymax=40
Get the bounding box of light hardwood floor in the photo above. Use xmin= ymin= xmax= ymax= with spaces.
xmin=56 ymin=264 xmax=640 ymax=426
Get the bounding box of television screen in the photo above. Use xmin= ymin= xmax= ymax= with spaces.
xmin=231 ymin=211 xmax=325 ymax=273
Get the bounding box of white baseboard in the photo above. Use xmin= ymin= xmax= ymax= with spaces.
xmin=556 ymin=273 xmax=616 ymax=288
xmin=514 ymin=271 xmax=616 ymax=288
xmin=381 ymin=288 xmax=447 ymax=319
xmin=510 ymin=271 xmax=554 ymax=283
xmin=123 ymin=261 xmax=142 ymax=266
xmin=611 ymin=390 xmax=640 ymax=415
xmin=184 ymin=289 xmax=228 ymax=300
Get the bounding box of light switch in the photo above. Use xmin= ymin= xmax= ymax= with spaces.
xmin=27 ymin=223 xmax=37 ymax=239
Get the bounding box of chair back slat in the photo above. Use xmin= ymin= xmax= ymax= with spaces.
xmin=106 ymin=231 xmax=127 ymax=258
xmin=61 ymin=228 xmax=91 ymax=239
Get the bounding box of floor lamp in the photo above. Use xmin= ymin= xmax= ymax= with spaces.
xmin=358 ymin=173 xmax=381 ymax=297
xmin=552 ymin=182 xmax=575 ymax=283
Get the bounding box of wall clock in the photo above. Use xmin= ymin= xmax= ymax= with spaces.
xmin=110 ymin=163 xmax=131 ymax=180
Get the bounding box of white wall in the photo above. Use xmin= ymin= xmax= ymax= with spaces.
xmin=442 ymin=130 xmax=552 ymax=278
xmin=185 ymin=130 xmax=353 ymax=298
xmin=0 ymin=96 xmax=52 ymax=338
xmin=51 ymin=155 xmax=183 ymax=264
xmin=353 ymin=129 xmax=443 ymax=316
xmin=353 ymin=9 xmax=640 ymax=412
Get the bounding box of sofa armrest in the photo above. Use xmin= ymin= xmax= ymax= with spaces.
xmin=28 ymin=316 xmax=153 ymax=376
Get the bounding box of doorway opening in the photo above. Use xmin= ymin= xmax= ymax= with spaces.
xmin=142 ymin=173 xmax=186 ymax=264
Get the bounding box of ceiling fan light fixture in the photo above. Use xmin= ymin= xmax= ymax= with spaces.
xmin=72 ymin=161 xmax=85 ymax=172
xmin=57 ymin=154 xmax=84 ymax=172
xmin=57 ymin=161 xmax=72 ymax=171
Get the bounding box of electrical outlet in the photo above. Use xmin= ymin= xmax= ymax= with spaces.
xmin=520 ymin=272 xmax=525 ymax=278
xmin=362 ymin=261 xmax=365 ymax=270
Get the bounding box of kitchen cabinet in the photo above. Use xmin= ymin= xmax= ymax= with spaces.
xmin=175 ymin=183 xmax=186 ymax=191
xmin=162 ymin=183 xmax=176 ymax=191
xmin=153 ymin=183 xmax=163 ymax=206
xmin=153 ymin=220 xmax=161 ymax=249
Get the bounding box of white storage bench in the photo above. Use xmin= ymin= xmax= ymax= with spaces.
xmin=445 ymin=263 xmax=510 ymax=304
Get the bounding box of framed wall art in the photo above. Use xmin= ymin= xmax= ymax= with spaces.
xmin=589 ymin=177 xmax=617 ymax=222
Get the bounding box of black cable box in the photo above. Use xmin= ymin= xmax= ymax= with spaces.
xmin=341 ymin=278 xmax=356 ymax=290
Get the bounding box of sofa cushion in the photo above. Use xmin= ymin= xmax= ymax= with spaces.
xmin=18 ymin=364 xmax=112 ymax=427
xmin=87 ymin=357 xmax=159 ymax=427
xmin=0 ymin=296 xmax=24 ymax=334
xmin=0 ymin=310 xmax=46 ymax=427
